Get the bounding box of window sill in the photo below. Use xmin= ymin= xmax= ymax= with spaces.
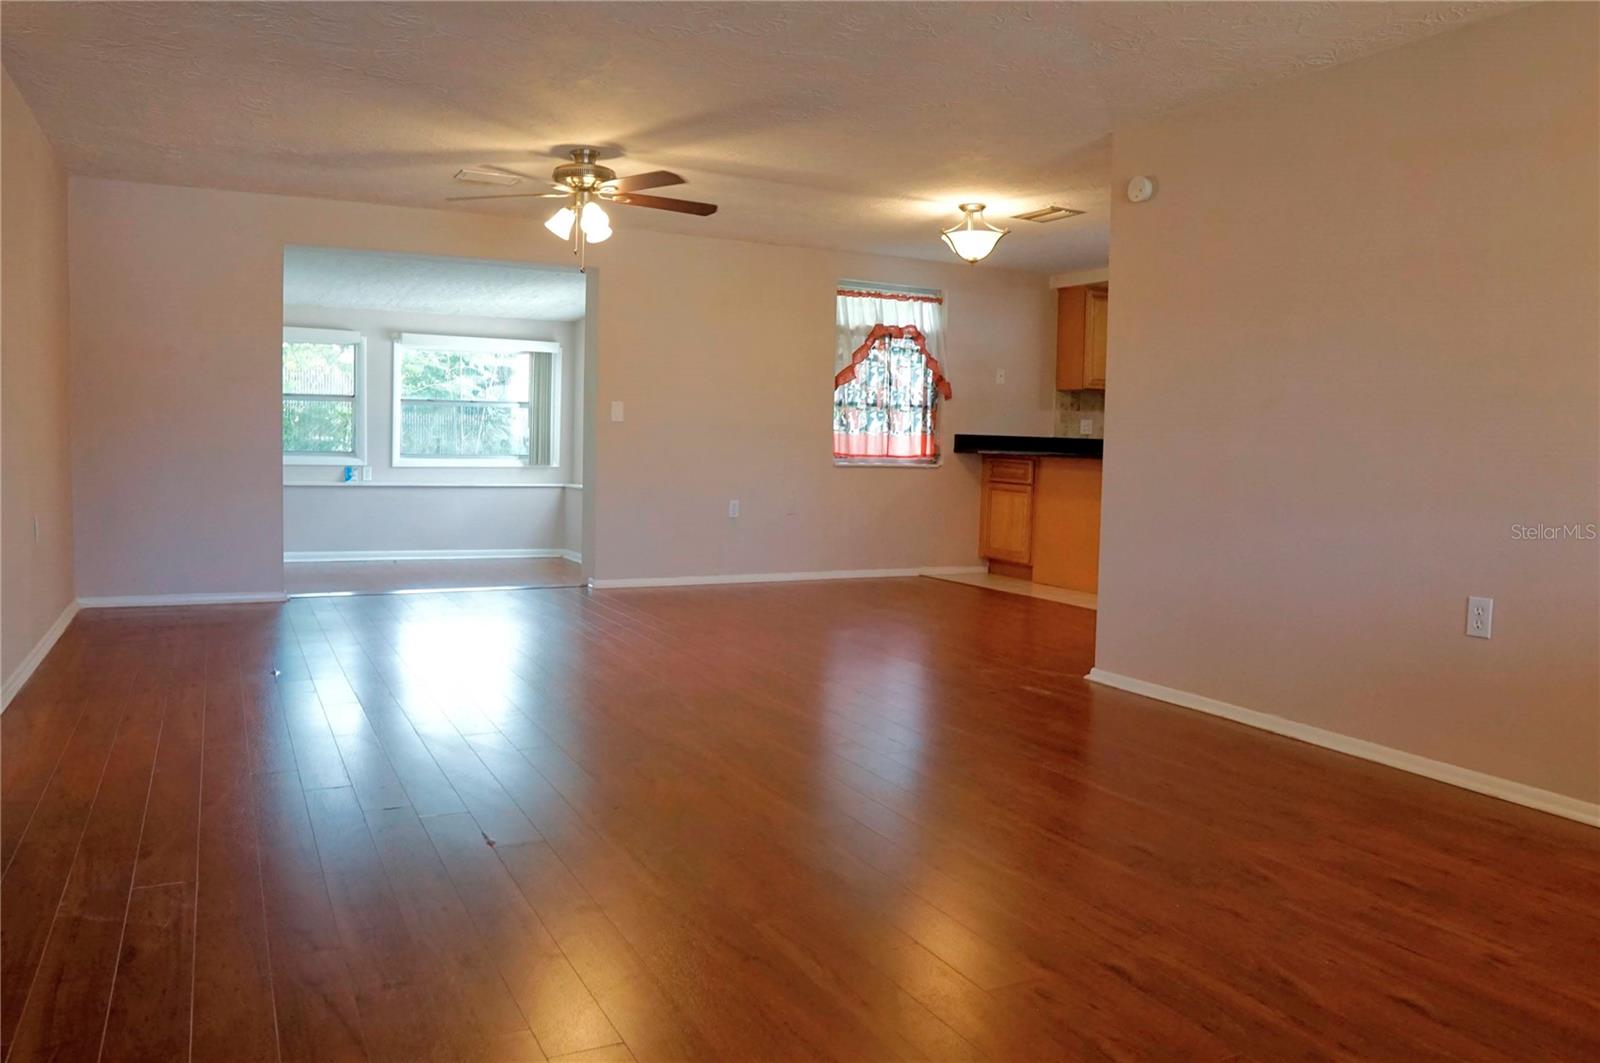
xmin=833 ymin=459 xmax=944 ymax=469
xmin=285 ymin=455 xmax=366 ymax=467
xmin=392 ymin=457 xmax=543 ymax=469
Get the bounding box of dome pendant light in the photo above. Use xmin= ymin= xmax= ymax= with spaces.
xmin=940 ymin=202 xmax=1008 ymax=264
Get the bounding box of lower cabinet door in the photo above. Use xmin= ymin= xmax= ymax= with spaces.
xmin=980 ymin=482 xmax=1033 ymax=564
xmin=1030 ymin=458 xmax=1102 ymax=592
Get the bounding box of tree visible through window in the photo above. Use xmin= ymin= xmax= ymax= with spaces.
xmin=283 ymin=327 xmax=362 ymax=461
xmin=393 ymin=333 xmax=557 ymax=465
xmin=834 ymin=286 xmax=951 ymax=465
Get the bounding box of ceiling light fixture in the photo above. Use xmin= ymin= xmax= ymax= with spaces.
xmin=542 ymin=190 xmax=613 ymax=267
xmin=544 ymin=205 xmax=576 ymax=240
xmin=579 ymin=200 xmax=612 ymax=243
xmin=448 ymin=147 xmax=718 ymax=272
xmin=940 ymin=203 xmax=1008 ymax=264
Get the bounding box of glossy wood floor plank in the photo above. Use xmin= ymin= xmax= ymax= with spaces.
xmin=98 ymin=881 xmax=195 ymax=1063
xmin=1 ymin=583 xmax=1596 ymax=1062
xmin=422 ymin=810 xmax=620 ymax=1059
xmin=5 ymin=691 xmax=165 ymax=1062
xmin=190 ymin=734 xmax=279 ymax=1063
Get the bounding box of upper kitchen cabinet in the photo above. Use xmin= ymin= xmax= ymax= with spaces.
xmin=1055 ymin=284 xmax=1108 ymax=390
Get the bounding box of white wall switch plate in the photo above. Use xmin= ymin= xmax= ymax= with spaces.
xmin=1079 ymin=418 xmax=1095 ymax=435
xmin=995 ymin=368 xmax=1006 ymax=384
xmin=728 ymin=499 xmax=740 ymax=518
xmin=610 ymin=400 xmax=624 ymax=422
xmin=1466 ymin=596 xmax=1493 ymax=639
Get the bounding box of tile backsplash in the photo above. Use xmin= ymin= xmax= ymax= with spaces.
xmin=1055 ymin=390 xmax=1104 ymax=438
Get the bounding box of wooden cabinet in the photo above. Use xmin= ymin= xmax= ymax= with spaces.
xmin=1083 ymin=288 xmax=1108 ymax=389
xmin=1030 ymin=458 xmax=1102 ymax=593
xmin=1055 ymin=284 xmax=1109 ymax=390
xmin=980 ymin=458 xmax=1034 ymax=565
xmin=978 ymin=455 xmax=1101 ymax=592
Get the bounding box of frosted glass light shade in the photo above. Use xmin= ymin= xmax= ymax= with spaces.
xmin=544 ymin=206 xmax=576 ymax=240
xmin=580 ymin=201 xmax=612 ymax=243
xmin=940 ymin=203 xmax=1008 ymax=264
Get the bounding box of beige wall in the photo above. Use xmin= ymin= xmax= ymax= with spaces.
xmin=592 ymin=233 xmax=1055 ymax=580
xmin=1097 ymin=4 xmax=1600 ymax=803
xmin=68 ymin=178 xmax=1055 ymax=596
xmin=283 ymin=485 xmax=569 ymax=556
xmin=2 ymin=72 xmax=75 ymax=688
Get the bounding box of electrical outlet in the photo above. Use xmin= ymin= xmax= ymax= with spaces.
xmin=1079 ymin=418 xmax=1095 ymax=435
xmin=610 ymin=400 xmax=625 ymax=422
xmin=1466 ymin=596 xmax=1493 ymax=639
xmin=728 ymin=499 xmax=740 ymax=519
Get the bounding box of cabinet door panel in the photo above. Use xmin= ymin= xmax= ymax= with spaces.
xmin=987 ymin=458 xmax=1035 ymax=485
xmin=1084 ymin=288 xmax=1108 ymax=389
xmin=1055 ymin=287 xmax=1087 ymax=390
xmin=980 ymin=483 xmax=1033 ymax=564
xmin=1030 ymin=458 xmax=1101 ymax=593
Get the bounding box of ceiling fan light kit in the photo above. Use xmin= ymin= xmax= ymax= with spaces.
xmin=579 ymin=200 xmax=612 ymax=242
xmin=940 ymin=202 xmax=1008 ymax=264
xmin=448 ymin=147 xmax=716 ymax=271
xmin=544 ymin=205 xmax=576 ymax=240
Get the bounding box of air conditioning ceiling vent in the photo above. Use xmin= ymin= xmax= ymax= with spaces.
xmin=1011 ymin=204 xmax=1085 ymax=223
xmin=454 ymin=167 xmax=521 ymax=186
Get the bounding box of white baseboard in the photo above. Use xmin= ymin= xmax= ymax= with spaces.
xmin=285 ymin=548 xmax=581 ymax=563
xmin=78 ymin=592 xmax=288 ymax=609
xmin=1 ymin=600 xmax=81 ymax=712
xmin=589 ymin=565 xmax=986 ymax=590
xmin=1086 ymin=668 xmax=1600 ymax=828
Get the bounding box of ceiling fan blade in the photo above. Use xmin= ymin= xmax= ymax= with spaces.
xmin=607 ymin=192 xmax=718 ymax=216
xmin=446 ymin=192 xmax=569 ymax=201
xmin=480 ymin=164 xmax=554 ymax=183
xmin=604 ymin=170 xmax=684 ymax=193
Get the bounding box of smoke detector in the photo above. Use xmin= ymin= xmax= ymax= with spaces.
xmin=1011 ymin=204 xmax=1085 ymax=223
xmin=454 ymin=167 xmax=521 ymax=186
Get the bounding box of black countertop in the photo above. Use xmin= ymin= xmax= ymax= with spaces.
xmin=952 ymin=434 xmax=1103 ymax=458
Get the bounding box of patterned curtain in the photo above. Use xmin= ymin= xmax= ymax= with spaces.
xmin=833 ymin=289 xmax=949 ymax=464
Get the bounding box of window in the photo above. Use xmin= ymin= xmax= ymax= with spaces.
xmin=392 ymin=333 xmax=559 ymax=467
xmin=834 ymin=285 xmax=951 ymax=466
xmin=283 ymin=327 xmax=365 ymax=464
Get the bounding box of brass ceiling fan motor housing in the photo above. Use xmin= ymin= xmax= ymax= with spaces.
xmin=551 ymin=148 xmax=617 ymax=192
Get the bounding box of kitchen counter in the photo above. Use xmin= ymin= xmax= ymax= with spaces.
xmin=953 ymin=434 xmax=1103 ymax=458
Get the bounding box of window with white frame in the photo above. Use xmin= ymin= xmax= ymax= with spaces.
xmin=392 ymin=333 xmax=559 ymax=466
xmin=283 ymin=327 xmax=365 ymax=464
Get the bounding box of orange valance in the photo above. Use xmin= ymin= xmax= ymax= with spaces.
xmin=834 ymin=324 xmax=953 ymax=399
xmin=836 ymin=288 xmax=944 ymax=305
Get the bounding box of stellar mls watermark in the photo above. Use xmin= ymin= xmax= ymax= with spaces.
xmin=1509 ymin=522 xmax=1598 ymax=541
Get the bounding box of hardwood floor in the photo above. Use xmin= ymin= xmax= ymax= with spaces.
xmin=2 ymin=578 xmax=1596 ymax=1061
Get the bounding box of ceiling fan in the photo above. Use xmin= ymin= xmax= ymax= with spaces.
xmin=448 ymin=147 xmax=717 ymax=270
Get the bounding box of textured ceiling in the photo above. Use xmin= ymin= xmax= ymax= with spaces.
xmin=283 ymin=247 xmax=588 ymax=321
xmin=2 ymin=1 xmax=1509 ymax=272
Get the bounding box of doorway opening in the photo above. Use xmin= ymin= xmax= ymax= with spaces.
xmin=280 ymin=247 xmax=589 ymax=596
